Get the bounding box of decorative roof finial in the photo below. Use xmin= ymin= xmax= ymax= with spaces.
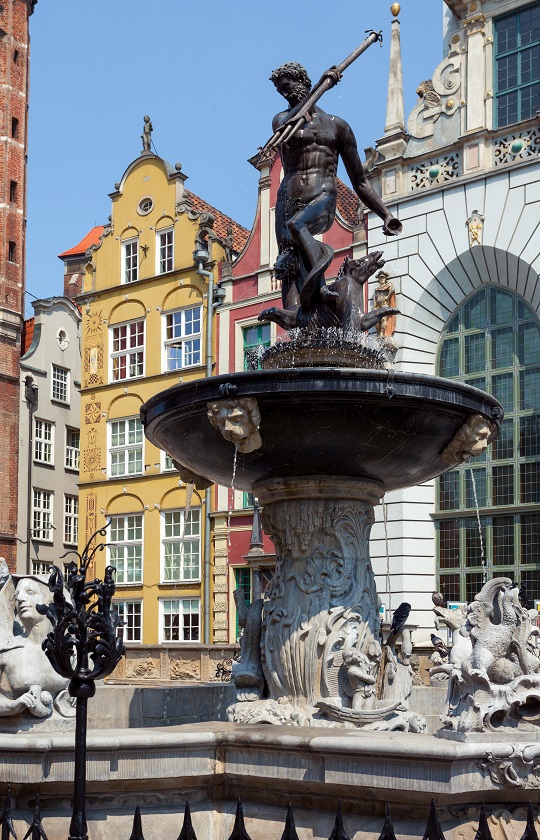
xmin=141 ymin=115 xmax=153 ymax=154
xmin=384 ymin=5 xmax=405 ymax=135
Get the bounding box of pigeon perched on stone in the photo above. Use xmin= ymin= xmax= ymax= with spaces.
xmin=430 ymin=633 xmax=448 ymax=653
xmin=431 ymin=592 xmax=444 ymax=607
xmin=518 ymin=583 xmax=531 ymax=610
xmin=387 ymin=602 xmax=411 ymax=640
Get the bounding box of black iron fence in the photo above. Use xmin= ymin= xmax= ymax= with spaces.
xmin=0 ymin=795 xmax=537 ymax=840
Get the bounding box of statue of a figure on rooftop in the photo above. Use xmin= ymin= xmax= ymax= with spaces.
xmin=141 ymin=115 xmax=153 ymax=153
xmin=258 ymin=59 xmax=402 ymax=332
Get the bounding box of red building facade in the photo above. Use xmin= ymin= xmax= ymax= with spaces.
xmin=0 ymin=0 xmax=37 ymax=567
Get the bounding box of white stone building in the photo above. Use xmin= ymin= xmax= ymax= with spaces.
xmin=367 ymin=0 xmax=540 ymax=638
xmin=17 ymin=297 xmax=81 ymax=575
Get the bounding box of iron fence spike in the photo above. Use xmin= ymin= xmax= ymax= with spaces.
xmin=377 ymin=803 xmax=397 ymax=840
xmin=0 ymin=786 xmax=17 ymax=840
xmin=177 ymin=802 xmax=198 ymax=840
xmin=520 ymin=803 xmax=539 ymax=840
xmin=21 ymin=797 xmax=48 ymax=840
xmin=422 ymin=800 xmax=446 ymax=840
xmin=129 ymin=806 xmax=145 ymax=840
xmin=280 ymin=805 xmax=299 ymax=840
xmin=227 ymin=799 xmax=252 ymax=840
xmin=473 ymin=804 xmax=493 ymax=840
xmin=328 ymin=802 xmax=350 ymax=840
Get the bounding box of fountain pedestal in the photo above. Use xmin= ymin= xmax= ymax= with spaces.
xmin=234 ymin=477 xmax=383 ymax=723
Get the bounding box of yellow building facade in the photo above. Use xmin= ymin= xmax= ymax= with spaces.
xmin=74 ymin=148 xmax=247 ymax=645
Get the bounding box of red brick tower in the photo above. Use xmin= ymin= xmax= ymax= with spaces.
xmin=0 ymin=0 xmax=37 ymax=568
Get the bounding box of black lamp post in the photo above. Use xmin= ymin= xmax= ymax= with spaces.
xmin=38 ymin=523 xmax=125 ymax=840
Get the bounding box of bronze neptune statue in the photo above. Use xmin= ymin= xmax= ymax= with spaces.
xmin=257 ymin=41 xmax=401 ymax=332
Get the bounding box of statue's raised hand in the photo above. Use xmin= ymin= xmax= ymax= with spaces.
xmin=382 ymin=215 xmax=402 ymax=236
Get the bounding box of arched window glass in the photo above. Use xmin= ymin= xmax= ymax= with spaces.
xmin=435 ymin=286 xmax=540 ymax=605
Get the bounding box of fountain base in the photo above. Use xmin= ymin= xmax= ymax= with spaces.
xmin=227 ymin=477 xmax=422 ymax=730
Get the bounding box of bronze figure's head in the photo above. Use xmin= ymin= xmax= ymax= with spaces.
xmin=270 ymin=62 xmax=312 ymax=105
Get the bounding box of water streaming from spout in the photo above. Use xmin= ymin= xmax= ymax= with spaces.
xmin=227 ymin=448 xmax=239 ymax=547
xmin=383 ymin=500 xmax=391 ymax=622
xmin=181 ymin=481 xmax=194 ymax=540
xmin=469 ymin=467 xmax=486 ymax=583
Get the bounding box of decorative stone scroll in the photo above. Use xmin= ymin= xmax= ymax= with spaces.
xmin=407 ymin=57 xmax=461 ymax=139
xmin=479 ymin=745 xmax=540 ymax=789
xmin=207 ymin=397 xmax=262 ymax=453
xmin=441 ymin=414 xmax=495 ymax=466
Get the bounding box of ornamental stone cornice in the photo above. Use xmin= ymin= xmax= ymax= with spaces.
xmin=461 ymin=12 xmax=487 ymax=35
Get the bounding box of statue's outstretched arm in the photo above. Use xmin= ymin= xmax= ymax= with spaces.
xmin=337 ymin=120 xmax=402 ymax=236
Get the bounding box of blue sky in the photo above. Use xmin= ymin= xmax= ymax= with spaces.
xmin=25 ymin=0 xmax=445 ymax=315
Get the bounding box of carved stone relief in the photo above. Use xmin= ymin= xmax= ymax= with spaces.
xmin=84 ymin=311 xmax=104 ymax=388
xmin=494 ymin=128 xmax=540 ymax=167
xmin=85 ymin=494 xmax=98 ymax=579
xmin=126 ymin=654 xmax=160 ymax=680
xmin=85 ymin=402 xmax=101 ymax=424
xmin=410 ymin=152 xmax=460 ymax=190
xmin=169 ymin=657 xmax=200 ymax=681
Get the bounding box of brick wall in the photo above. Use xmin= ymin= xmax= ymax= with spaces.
xmin=0 ymin=0 xmax=32 ymax=570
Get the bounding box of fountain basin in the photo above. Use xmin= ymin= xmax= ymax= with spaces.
xmin=141 ymin=368 xmax=502 ymax=494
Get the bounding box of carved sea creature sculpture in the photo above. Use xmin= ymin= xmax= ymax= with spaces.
xmin=443 ymin=578 xmax=540 ymax=732
xmin=259 ymin=251 xmax=398 ymax=334
xmin=230 ymin=589 xmax=265 ymax=702
xmin=462 ymin=578 xmax=533 ymax=684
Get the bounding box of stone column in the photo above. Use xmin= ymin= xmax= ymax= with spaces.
xmin=464 ymin=14 xmax=487 ymax=132
xmin=255 ymin=477 xmax=384 ymax=712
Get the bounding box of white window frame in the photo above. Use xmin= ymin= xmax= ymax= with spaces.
xmin=34 ymin=419 xmax=54 ymax=465
xmin=51 ymin=364 xmax=69 ymax=403
xmin=122 ymin=237 xmax=139 ymax=284
xmin=65 ymin=427 xmax=80 ymax=471
xmin=108 ymin=417 xmax=144 ymax=478
xmin=32 ymin=560 xmax=52 ymax=576
xmin=159 ymin=597 xmax=200 ymax=643
xmin=162 ymin=305 xmax=202 ymax=371
xmin=115 ymin=599 xmax=142 ymax=643
xmin=110 ymin=319 xmax=145 ymax=382
xmin=160 ymin=508 xmax=201 ymax=583
xmin=64 ymin=494 xmax=79 ymax=545
xmin=108 ymin=513 xmax=144 ymax=585
xmin=156 ymin=227 xmax=174 ymax=275
xmin=33 ymin=489 xmax=53 ymax=542
xmin=162 ymin=451 xmax=178 ymax=472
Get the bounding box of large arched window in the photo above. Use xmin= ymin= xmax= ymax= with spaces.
xmin=435 ymin=286 xmax=540 ymax=605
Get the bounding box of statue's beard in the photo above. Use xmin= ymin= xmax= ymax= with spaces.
xmin=285 ymin=82 xmax=310 ymax=105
